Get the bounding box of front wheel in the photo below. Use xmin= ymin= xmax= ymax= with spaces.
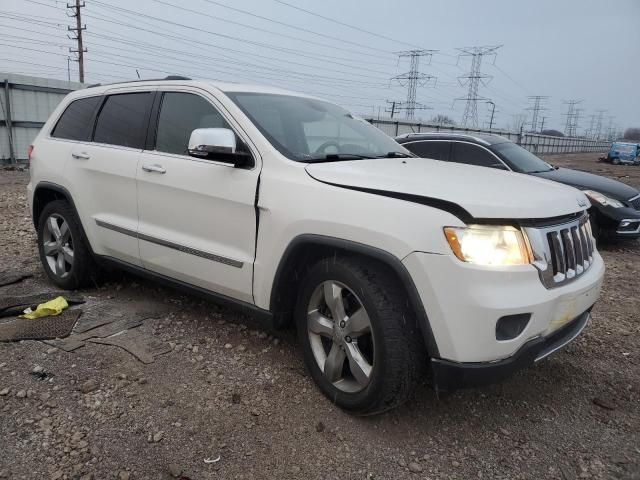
xmin=295 ymin=256 xmax=424 ymax=415
xmin=612 ymin=158 xmax=621 ymax=165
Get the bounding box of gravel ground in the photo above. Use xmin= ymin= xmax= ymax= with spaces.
xmin=0 ymin=152 xmax=638 ymax=480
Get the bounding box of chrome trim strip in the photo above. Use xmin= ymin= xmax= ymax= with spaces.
xmin=628 ymin=193 xmax=640 ymax=202
xmin=534 ymin=313 xmax=590 ymax=362
xmin=95 ymin=219 xmax=243 ymax=268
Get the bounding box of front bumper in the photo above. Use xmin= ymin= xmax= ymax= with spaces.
xmin=430 ymin=309 xmax=591 ymax=391
xmin=402 ymin=250 xmax=604 ymax=363
xmin=592 ymin=205 xmax=640 ymax=238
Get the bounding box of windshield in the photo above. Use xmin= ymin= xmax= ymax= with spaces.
xmin=491 ymin=142 xmax=553 ymax=173
xmin=226 ymin=92 xmax=410 ymax=162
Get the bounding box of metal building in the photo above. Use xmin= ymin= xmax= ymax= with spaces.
xmin=1 ymin=73 xmax=83 ymax=164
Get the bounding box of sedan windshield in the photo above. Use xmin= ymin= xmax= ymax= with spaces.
xmin=226 ymin=92 xmax=410 ymax=162
xmin=491 ymin=142 xmax=554 ymax=173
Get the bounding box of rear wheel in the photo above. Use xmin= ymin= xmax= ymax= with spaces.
xmin=37 ymin=200 xmax=96 ymax=289
xmin=295 ymin=256 xmax=424 ymax=415
xmin=612 ymin=158 xmax=621 ymax=165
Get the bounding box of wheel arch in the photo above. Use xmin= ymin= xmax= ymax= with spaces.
xmin=269 ymin=234 xmax=440 ymax=357
xmin=32 ymin=182 xmax=92 ymax=251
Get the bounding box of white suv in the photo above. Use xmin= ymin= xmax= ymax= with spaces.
xmin=27 ymin=78 xmax=604 ymax=414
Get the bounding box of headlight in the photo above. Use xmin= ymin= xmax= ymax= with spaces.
xmin=583 ymin=190 xmax=624 ymax=208
xmin=444 ymin=225 xmax=531 ymax=266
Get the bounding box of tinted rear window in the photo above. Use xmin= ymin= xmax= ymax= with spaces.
xmin=51 ymin=96 xmax=101 ymax=141
xmin=93 ymin=92 xmax=153 ymax=148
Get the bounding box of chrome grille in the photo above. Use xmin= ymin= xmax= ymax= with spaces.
xmin=524 ymin=213 xmax=595 ymax=289
xmin=629 ymin=194 xmax=640 ymax=210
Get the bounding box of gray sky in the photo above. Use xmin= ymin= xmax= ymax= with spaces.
xmin=2 ymin=0 xmax=639 ymax=133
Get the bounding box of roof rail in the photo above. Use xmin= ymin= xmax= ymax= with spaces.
xmin=82 ymin=76 xmax=193 ymax=89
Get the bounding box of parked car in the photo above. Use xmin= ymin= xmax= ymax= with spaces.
xmin=600 ymin=141 xmax=640 ymax=165
xmin=396 ymin=133 xmax=640 ymax=240
xmin=28 ymin=78 xmax=604 ymax=414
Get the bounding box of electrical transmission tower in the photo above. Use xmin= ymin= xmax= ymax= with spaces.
xmin=67 ymin=0 xmax=87 ymax=83
xmin=526 ymin=96 xmax=549 ymax=132
xmin=594 ymin=110 xmax=606 ymax=140
xmin=585 ymin=114 xmax=597 ymax=138
xmin=455 ymin=45 xmax=501 ymax=128
xmin=562 ymin=100 xmax=582 ymax=137
xmin=392 ymin=50 xmax=436 ymax=120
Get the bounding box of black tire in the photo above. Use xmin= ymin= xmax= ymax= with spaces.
xmin=612 ymin=158 xmax=620 ymax=165
xmin=295 ymin=256 xmax=425 ymax=415
xmin=37 ymin=200 xmax=96 ymax=290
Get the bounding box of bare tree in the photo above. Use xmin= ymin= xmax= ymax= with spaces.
xmin=430 ymin=114 xmax=455 ymax=125
xmin=510 ymin=114 xmax=528 ymax=132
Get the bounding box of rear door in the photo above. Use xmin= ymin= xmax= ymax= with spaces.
xmin=66 ymin=90 xmax=154 ymax=265
xmin=136 ymin=88 xmax=260 ymax=303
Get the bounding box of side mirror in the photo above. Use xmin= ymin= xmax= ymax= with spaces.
xmin=188 ymin=128 xmax=251 ymax=168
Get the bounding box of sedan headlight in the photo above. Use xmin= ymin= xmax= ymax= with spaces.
xmin=583 ymin=190 xmax=624 ymax=208
xmin=444 ymin=225 xmax=531 ymax=266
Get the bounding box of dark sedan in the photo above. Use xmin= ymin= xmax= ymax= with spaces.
xmin=396 ymin=133 xmax=640 ymax=240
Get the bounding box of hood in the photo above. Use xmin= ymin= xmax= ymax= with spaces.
xmin=305 ymin=157 xmax=589 ymax=221
xmin=531 ymin=167 xmax=639 ymax=202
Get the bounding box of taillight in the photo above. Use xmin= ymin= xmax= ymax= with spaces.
xmin=27 ymin=145 xmax=34 ymax=163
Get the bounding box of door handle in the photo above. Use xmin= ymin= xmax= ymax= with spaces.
xmin=71 ymin=151 xmax=90 ymax=160
xmin=142 ymin=164 xmax=166 ymax=174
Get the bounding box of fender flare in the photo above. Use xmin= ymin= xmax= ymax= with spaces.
xmin=270 ymin=234 xmax=440 ymax=357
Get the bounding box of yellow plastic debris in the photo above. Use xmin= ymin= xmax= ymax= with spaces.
xmin=20 ymin=296 xmax=69 ymax=319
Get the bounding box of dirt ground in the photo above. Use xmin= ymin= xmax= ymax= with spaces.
xmin=0 ymin=152 xmax=638 ymax=480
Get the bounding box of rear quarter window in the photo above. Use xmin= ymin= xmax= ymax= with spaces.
xmin=51 ymin=96 xmax=102 ymax=141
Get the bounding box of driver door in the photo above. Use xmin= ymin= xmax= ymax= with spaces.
xmin=136 ymin=89 xmax=259 ymax=303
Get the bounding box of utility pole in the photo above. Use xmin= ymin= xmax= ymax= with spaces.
xmin=385 ymin=100 xmax=398 ymax=119
xmin=526 ymin=96 xmax=549 ymax=132
xmin=455 ymin=45 xmax=501 ymax=128
xmin=562 ymin=99 xmax=582 ymax=137
xmin=392 ymin=50 xmax=436 ymax=120
xmin=539 ymin=116 xmax=548 ymax=132
xmin=486 ymin=100 xmax=496 ymax=130
xmin=67 ymin=0 xmax=87 ymax=83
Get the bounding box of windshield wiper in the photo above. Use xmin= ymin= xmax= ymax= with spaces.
xmin=375 ymin=151 xmax=414 ymax=158
xmin=302 ymin=153 xmax=372 ymax=163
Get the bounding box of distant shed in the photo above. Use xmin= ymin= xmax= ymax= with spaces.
xmin=1 ymin=73 xmax=83 ymax=164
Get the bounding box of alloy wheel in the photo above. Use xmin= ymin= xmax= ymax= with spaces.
xmin=307 ymin=280 xmax=375 ymax=393
xmin=42 ymin=214 xmax=74 ymax=279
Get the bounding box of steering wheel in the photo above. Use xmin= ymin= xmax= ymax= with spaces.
xmin=314 ymin=141 xmax=340 ymax=155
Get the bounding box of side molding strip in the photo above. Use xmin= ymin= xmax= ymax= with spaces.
xmin=95 ymin=219 xmax=243 ymax=268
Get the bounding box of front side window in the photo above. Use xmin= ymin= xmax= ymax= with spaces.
xmin=404 ymin=140 xmax=450 ymax=161
xmin=226 ymin=92 xmax=409 ymax=161
xmin=51 ymin=96 xmax=101 ymax=141
xmin=93 ymin=92 xmax=153 ymax=149
xmin=451 ymin=142 xmax=503 ymax=168
xmin=491 ymin=142 xmax=553 ymax=173
xmin=155 ymin=92 xmax=230 ymax=155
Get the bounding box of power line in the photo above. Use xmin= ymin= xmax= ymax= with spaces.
xmin=271 ymin=0 xmax=421 ymax=49
xmin=197 ymin=0 xmax=395 ymax=55
xmin=147 ymin=0 xmax=395 ymax=64
xmin=392 ymin=50 xmax=436 ymax=120
xmin=456 ymin=45 xmax=501 ymax=127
